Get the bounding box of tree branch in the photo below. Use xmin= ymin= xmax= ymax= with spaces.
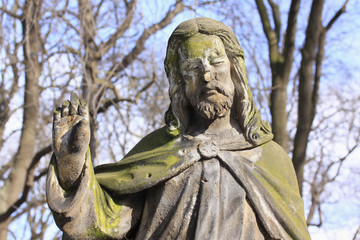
xmin=282 ymin=0 xmax=301 ymax=72
xmin=312 ymin=29 xmax=325 ymax=121
xmin=292 ymin=0 xmax=325 ymax=193
xmin=312 ymin=0 xmax=348 ymax=122
xmin=97 ymin=79 xmax=155 ymax=114
xmin=0 ymin=7 xmax=22 ymax=19
xmin=307 ymin=143 xmax=357 ymax=225
xmin=0 ymin=0 xmax=44 ymax=217
xmin=94 ymin=0 xmax=105 ymax=21
xmin=328 ymin=144 xmax=357 ymax=182
xmin=267 ymin=0 xmax=281 ymax=43
xmin=110 ymin=0 xmax=185 ymax=75
xmin=0 ymin=159 xmax=13 ymax=181
xmin=102 ymin=0 xmax=137 ymax=53
xmin=0 ymin=145 xmax=52 ymax=221
xmin=254 ymin=0 xmax=279 ymax=61
xmin=353 ymin=226 xmax=360 ymax=240
xmin=324 ymin=0 xmax=349 ymax=32
xmin=57 ymin=11 xmax=80 ymax=35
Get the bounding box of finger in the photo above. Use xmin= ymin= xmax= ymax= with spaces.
xmin=69 ymin=93 xmax=79 ymax=116
xmin=78 ymin=99 xmax=89 ymax=120
xmin=52 ymin=106 xmax=62 ymax=153
xmin=53 ymin=106 xmax=61 ymax=123
xmin=61 ymin=100 xmax=70 ymax=117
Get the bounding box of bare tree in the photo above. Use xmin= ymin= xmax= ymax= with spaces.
xmin=252 ymin=0 xmax=351 ymax=191
xmin=214 ymin=0 xmax=359 ymax=233
xmin=292 ymin=0 xmax=350 ymax=192
xmin=0 ymin=0 xmax=187 ymax=238
xmin=54 ymin=0 xmax=186 ymax=161
xmin=0 ymin=1 xmax=52 ymax=238
xmin=1 ymin=0 xmax=357 ymax=238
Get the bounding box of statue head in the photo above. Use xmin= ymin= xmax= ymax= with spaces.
xmin=164 ymin=17 xmax=272 ymax=145
xmin=179 ymin=33 xmax=235 ymax=121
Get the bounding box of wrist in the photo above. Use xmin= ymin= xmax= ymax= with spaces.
xmin=56 ymin=150 xmax=87 ymax=191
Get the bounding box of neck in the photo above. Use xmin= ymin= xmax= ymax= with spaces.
xmin=185 ymin=111 xmax=241 ymax=136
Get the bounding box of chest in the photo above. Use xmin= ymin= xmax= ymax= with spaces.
xmin=135 ymin=158 xmax=266 ymax=240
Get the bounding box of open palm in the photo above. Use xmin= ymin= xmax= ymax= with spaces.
xmin=52 ymin=94 xmax=90 ymax=189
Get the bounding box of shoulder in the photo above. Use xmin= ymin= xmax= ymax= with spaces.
xmin=94 ymin=126 xmax=181 ymax=174
xmin=124 ymin=126 xmax=177 ymax=158
xmin=258 ymin=140 xmax=290 ymax=160
xmin=256 ymin=140 xmax=300 ymax=192
xmin=94 ymin=126 xmax=177 ymax=172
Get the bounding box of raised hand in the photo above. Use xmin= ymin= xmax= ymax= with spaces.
xmin=52 ymin=93 xmax=90 ymax=190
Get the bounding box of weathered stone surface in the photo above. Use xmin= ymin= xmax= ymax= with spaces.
xmin=47 ymin=17 xmax=311 ymax=240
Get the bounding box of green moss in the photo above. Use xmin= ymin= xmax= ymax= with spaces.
xmin=86 ymin=149 xmax=124 ymax=239
xmin=95 ymin=142 xmax=183 ymax=195
xmin=122 ymin=126 xmax=176 ymax=158
xmin=253 ymin=141 xmax=308 ymax=238
xmin=180 ymin=33 xmax=226 ymax=60
xmin=82 ymin=135 xmax=183 ymax=238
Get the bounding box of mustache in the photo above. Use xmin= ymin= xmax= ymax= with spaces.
xmin=200 ymin=82 xmax=232 ymax=97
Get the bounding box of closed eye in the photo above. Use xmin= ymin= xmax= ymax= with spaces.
xmin=189 ymin=65 xmax=202 ymax=71
xmin=210 ymin=58 xmax=225 ymax=66
xmin=212 ymin=61 xmax=224 ymax=66
xmin=181 ymin=59 xmax=202 ymax=72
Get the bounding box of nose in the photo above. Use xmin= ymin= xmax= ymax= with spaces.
xmin=203 ymin=71 xmax=212 ymax=82
xmin=202 ymin=62 xmax=212 ymax=82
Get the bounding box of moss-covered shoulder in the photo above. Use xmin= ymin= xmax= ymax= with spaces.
xmin=256 ymin=140 xmax=300 ymax=194
xmin=94 ymin=126 xmax=178 ymax=174
xmin=254 ymin=140 xmax=310 ymax=240
xmin=124 ymin=126 xmax=175 ymax=158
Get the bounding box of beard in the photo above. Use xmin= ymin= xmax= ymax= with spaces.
xmin=187 ymin=81 xmax=234 ymax=120
xmin=196 ymin=94 xmax=233 ymax=120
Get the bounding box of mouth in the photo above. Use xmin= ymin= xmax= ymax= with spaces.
xmin=203 ymin=89 xmax=218 ymax=95
xmin=199 ymin=88 xmax=223 ymax=102
xmin=201 ymin=84 xmax=223 ymax=96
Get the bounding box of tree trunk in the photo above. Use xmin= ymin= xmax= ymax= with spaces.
xmin=0 ymin=218 xmax=10 ymax=240
xmin=270 ymin=74 xmax=288 ymax=150
xmin=0 ymin=0 xmax=42 ymax=237
xmin=78 ymin=0 xmax=100 ymax=162
xmin=292 ymin=0 xmax=325 ymax=194
xmin=254 ymin=0 xmax=301 ymax=151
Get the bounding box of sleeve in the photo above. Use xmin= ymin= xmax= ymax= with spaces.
xmin=46 ymin=149 xmax=144 ymax=239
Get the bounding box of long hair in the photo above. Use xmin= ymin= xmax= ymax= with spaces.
xmin=164 ymin=17 xmax=272 ymax=145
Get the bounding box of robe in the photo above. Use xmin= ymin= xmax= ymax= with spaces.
xmin=46 ymin=127 xmax=311 ymax=240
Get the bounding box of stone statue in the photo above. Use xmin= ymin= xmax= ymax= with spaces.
xmin=47 ymin=17 xmax=311 ymax=240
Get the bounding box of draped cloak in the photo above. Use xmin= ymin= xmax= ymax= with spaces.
xmin=46 ymin=127 xmax=311 ymax=240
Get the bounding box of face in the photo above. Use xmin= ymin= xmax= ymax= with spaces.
xmin=179 ymin=34 xmax=235 ymax=119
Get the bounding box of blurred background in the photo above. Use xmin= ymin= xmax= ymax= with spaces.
xmin=0 ymin=0 xmax=359 ymax=239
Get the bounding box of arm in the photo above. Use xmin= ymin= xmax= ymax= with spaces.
xmin=47 ymin=94 xmax=144 ymax=239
